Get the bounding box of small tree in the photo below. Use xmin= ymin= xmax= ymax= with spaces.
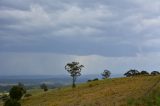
xmin=40 ymin=83 xmax=48 ymax=91
xmin=101 ymin=70 xmax=111 ymax=79
xmin=9 ymin=86 xmax=23 ymax=101
xmin=4 ymin=85 xmax=24 ymax=106
xmin=124 ymin=69 xmax=140 ymax=77
xmin=65 ymin=62 xmax=84 ymax=88
xmin=151 ymin=71 xmax=160 ymax=75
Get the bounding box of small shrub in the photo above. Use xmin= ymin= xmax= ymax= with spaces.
xmin=87 ymin=80 xmax=92 ymax=82
xmin=40 ymin=83 xmax=48 ymax=92
xmin=93 ymin=78 xmax=99 ymax=81
xmin=87 ymin=78 xmax=99 ymax=82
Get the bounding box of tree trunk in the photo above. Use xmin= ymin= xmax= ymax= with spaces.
xmin=72 ymin=76 xmax=76 ymax=88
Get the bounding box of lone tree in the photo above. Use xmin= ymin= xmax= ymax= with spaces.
xmin=101 ymin=70 xmax=111 ymax=79
xmin=65 ymin=62 xmax=84 ymax=88
xmin=40 ymin=83 xmax=48 ymax=91
xmin=124 ymin=69 xmax=140 ymax=77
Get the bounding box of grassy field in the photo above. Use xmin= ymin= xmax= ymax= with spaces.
xmin=1 ymin=75 xmax=160 ymax=106
xmin=22 ymin=76 xmax=160 ymax=106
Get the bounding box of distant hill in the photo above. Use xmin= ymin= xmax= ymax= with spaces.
xmin=0 ymin=74 xmax=122 ymax=88
xmin=18 ymin=75 xmax=160 ymax=106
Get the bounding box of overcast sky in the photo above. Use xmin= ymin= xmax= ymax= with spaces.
xmin=1 ymin=0 xmax=160 ymax=75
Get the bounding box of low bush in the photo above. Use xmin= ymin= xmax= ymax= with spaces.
xmin=87 ymin=78 xmax=99 ymax=82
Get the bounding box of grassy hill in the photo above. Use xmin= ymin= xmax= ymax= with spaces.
xmin=22 ymin=76 xmax=160 ymax=106
xmin=2 ymin=75 xmax=160 ymax=106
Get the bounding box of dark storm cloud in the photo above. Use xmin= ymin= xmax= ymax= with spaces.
xmin=1 ymin=0 xmax=160 ymax=57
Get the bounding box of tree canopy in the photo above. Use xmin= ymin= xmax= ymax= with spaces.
xmin=9 ymin=86 xmax=23 ymax=101
xmin=101 ymin=70 xmax=111 ymax=79
xmin=124 ymin=69 xmax=140 ymax=77
xmin=151 ymin=71 xmax=160 ymax=75
xmin=141 ymin=71 xmax=149 ymax=75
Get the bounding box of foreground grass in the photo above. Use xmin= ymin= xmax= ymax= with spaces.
xmin=127 ymin=84 xmax=160 ymax=106
xmin=19 ymin=75 xmax=160 ymax=106
xmin=0 ymin=102 xmax=2 ymax=106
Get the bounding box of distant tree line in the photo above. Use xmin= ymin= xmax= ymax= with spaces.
xmin=124 ymin=69 xmax=160 ymax=77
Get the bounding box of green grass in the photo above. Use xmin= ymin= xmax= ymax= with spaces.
xmin=127 ymin=86 xmax=160 ymax=106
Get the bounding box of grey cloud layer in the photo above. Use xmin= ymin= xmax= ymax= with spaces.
xmin=1 ymin=0 xmax=160 ymax=56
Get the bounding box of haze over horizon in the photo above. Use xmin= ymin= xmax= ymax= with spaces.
xmin=1 ymin=0 xmax=160 ymax=75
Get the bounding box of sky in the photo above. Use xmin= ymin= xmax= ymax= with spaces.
xmin=1 ymin=0 xmax=160 ymax=75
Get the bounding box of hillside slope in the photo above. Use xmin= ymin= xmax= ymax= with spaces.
xmin=13 ymin=76 xmax=160 ymax=106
